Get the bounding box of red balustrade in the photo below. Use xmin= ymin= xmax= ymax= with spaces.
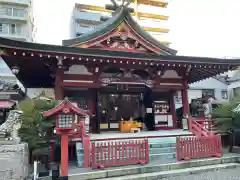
xmin=188 ymin=117 xmax=215 ymax=137
xmin=91 ymin=139 xmax=149 ymax=169
xmin=176 ymin=135 xmax=222 ymax=161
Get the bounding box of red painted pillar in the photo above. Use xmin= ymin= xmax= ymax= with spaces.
xmin=61 ymin=133 xmax=69 ymax=178
xmin=170 ymin=92 xmax=177 ymax=129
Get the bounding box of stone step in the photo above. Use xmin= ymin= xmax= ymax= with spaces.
xmin=97 ymin=163 xmax=240 ymax=180
xmin=69 ymin=155 xmax=240 ymax=180
xmin=150 ymin=152 xmax=175 ymax=161
xmin=149 ymin=142 xmax=176 ymax=148
xmin=149 ymin=147 xmax=176 ymax=154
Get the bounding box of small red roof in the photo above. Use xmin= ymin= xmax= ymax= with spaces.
xmin=42 ymin=98 xmax=88 ymax=117
xmin=0 ymin=101 xmax=15 ymax=109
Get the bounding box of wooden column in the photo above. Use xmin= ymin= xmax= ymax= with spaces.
xmin=55 ymin=68 xmax=64 ymax=100
xmin=181 ymin=81 xmax=189 ymax=130
xmin=87 ymin=89 xmax=96 ymax=133
xmin=95 ymin=90 xmax=100 ymax=134
xmin=181 ymin=81 xmax=189 ymax=116
xmin=170 ymin=91 xmax=177 ymax=129
xmin=60 ymin=133 xmax=69 ymax=178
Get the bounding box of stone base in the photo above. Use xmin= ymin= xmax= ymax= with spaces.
xmin=0 ymin=143 xmax=29 ymax=180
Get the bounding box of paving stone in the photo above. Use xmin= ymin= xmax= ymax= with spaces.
xmin=160 ymin=167 xmax=240 ymax=180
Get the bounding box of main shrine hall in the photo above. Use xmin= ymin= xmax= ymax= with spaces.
xmin=0 ymin=7 xmax=240 ymax=133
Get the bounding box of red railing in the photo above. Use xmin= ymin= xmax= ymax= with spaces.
xmin=78 ymin=120 xmax=91 ymax=168
xmin=188 ymin=117 xmax=215 ymax=137
xmin=91 ymin=139 xmax=149 ymax=169
xmin=176 ymin=135 xmax=222 ymax=161
xmin=195 ymin=119 xmax=216 ymax=132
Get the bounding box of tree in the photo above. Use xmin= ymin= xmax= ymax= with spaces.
xmin=212 ymin=96 xmax=240 ymax=133
xmin=18 ymin=98 xmax=56 ymax=157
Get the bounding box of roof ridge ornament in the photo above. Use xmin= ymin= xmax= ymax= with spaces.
xmin=107 ymin=0 xmax=134 ymax=14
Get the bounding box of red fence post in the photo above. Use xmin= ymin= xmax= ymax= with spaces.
xmin=83 ymin=136 xmax=91 ymax=168
xmin=145 ymin=138 xmax=149 ymax=163
xmin=91 ymin=141 xmax=96 ymax=169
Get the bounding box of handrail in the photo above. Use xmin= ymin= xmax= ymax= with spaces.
xmin=189 ymin=117 xmax=214 ymax=137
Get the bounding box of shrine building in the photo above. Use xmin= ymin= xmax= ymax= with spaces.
xmin=0 ymin=7 xmax=240 ymax=133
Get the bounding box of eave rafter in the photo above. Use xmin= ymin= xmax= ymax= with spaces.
xmin=3 ymin=49 xmax=232 ymax=71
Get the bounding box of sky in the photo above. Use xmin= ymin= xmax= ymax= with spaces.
xmin=33 ymin=0 xmax=240 ymax=58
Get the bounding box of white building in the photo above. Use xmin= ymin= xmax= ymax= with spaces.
xmin=0 ymin=0 xmax=34 ymax=42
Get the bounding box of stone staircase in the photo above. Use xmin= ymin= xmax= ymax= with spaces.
xmin=148 ymin=137 xmax=176 ymax=163
xmin=76 ymin=136 xmax=193 ymax=167
xmin=68 ymin=155 xmax=240 ymax=180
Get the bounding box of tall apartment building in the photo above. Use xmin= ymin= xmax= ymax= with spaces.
xmin=70 ymin=0 xmax=170 ymax=46
xmin=0 ymin=0 xmax=34 ymax=42
xmin=0 ymin=0 xmax=34 ymax=86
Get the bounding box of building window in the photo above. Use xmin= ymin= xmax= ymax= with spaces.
xmin=221 ymin=90 xmax=228 ymax=99
xmin=10 ymin=24 xmax=16 ymax=34
xmin=0 ymin=24 xmax=2 ymax=32
xmin=5 ymin=8 xmax=12 ymax=16
xmin=13 ymin=8 xmax=25 ymax=17
xmin=9 ymin=24 xmax=21 ymax=34
xmin=202 ymin=89 xmax=215 ymax=99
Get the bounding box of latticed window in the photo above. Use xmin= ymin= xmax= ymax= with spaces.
xmin=58 ymin=114 xmax=73 ymax=128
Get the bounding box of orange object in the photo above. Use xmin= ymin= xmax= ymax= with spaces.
xmin=119 ymin=121 xmax=133 ymax=133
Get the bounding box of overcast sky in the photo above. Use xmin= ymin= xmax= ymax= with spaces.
xmin=33 ymin=0 xmax=240 ymax=58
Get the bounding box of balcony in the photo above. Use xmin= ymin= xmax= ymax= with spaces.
xmin=0 ymin=32 xmax=27 ymax=41
xmin=0 ymin=7 xmax=28 ymax=22
xmin=0 ymin=24 xmax=28 ymax=41
xmin=138 ymin=0 xmax=168 ymax=7
xmin=138 ymin=4 xmax=169 ymax=19
xmin=75 ymin=24 xmax=95 ymax=34
xmin=74 ymin=10 xmax=102 ymax=22
xmin=75 ymin=4 xmax=168 ymax=20
xmin=136 ymin=18 xmax=169 ymax=32
xmin=0 ymin=14 xmax=27 ymax=22
xmin=0 ymin=0 xmax=30 ymax=6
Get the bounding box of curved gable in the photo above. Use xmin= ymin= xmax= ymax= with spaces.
xmin=63 ymin=8 xmax=177 ymax=55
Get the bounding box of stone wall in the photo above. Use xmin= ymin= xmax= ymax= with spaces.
xmin=0 ymin=143 xmax=29 ymax=180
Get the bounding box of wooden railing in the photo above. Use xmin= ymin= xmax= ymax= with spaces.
xmin=79 ymin=120 xmax=91 ymax=168
xmin=188 ymin=117 xmax=215 ymax=137
xmin=176 ymin=135 xmax=222 ymax=160
xmin=91 ymin=139 xmax=149 ymax=169
xmin=176 ymin=117 xmax=222 ymax=161
xmin=195 ymin=119 xmax=216 ymax=132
